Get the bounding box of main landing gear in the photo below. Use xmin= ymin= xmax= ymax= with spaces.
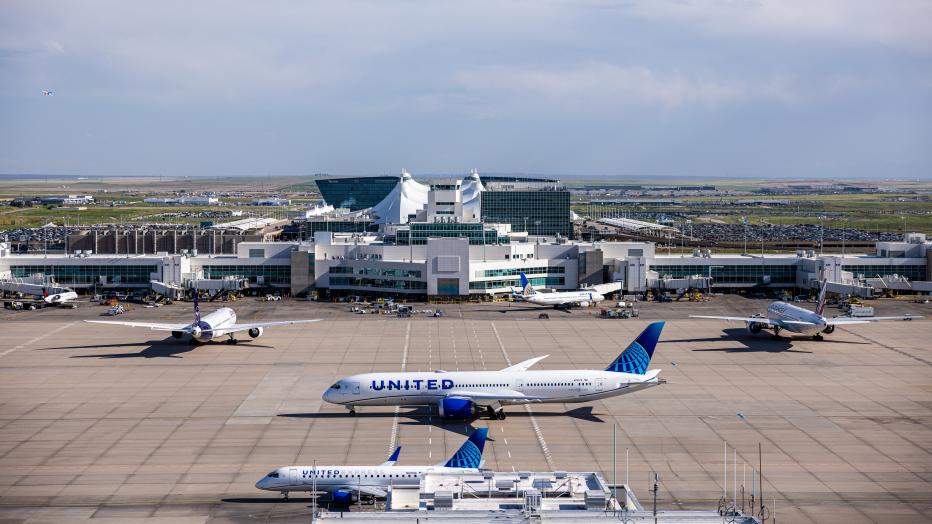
xmin=348 ymin=407 xmax=356 ymax=417
xmin=226 ymin=335 xmax=238 ymax=345
xmin=811 ymin=334 xmax=824 ymax=341
xmin=281 ymin=491 xmax=289 ymax=501
xmin=770 ymin=327 xmax=784 ymax=341
xmin=486 ymin=406 xmax=506 ymax=420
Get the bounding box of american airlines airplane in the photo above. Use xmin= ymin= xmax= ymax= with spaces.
xmin=44 ymin=291 xmax=78 ymax=305
xmin=511 ymin=272 xmax=605 ymax=308
xmin=86 ymin=294 xmax=319 ymax=344
xmin=690 ymin=280 xmax=920 ymax=341
xmin=255 ymin=428 xmax=488 ymax=503
xmin=323 ymin=322 xmax=665 ymax=420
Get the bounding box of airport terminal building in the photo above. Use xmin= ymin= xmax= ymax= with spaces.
xmin=1 ymin=172 xmax=930 ymax=298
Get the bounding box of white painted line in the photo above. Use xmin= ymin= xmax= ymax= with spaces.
xmin=490 ymin=322 xmax=555 ymax=470
xmin=1 ymin=322 xmax=75 ymax=357
xmin=388 ymin=322 xmax=411 ymax=454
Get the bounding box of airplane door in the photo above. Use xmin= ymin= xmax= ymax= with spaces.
xmin=516 ymin=379 xmax=524 ymax=392
xmin=288 ymin=467 xmax=299 ymax=486
xmin=351 ymin=382 xmax=360 ymax=395
xmin=595 ymin=378 xmax=605 ymax=392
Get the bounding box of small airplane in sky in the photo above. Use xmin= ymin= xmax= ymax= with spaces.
xmin=690 ymin=280 xmax=921 ymax=340
xmin=511 ymin=272 xmax=605 ymax=309
xmin=42 ymin=90 xmax=53 ymax=96
xmin=255 ymin=429 xmax=488 ymax=503
xmin=86 ymin=293 xmax=320 ymax=344
xmin=323 ymin=322 xmax=665 ymax=420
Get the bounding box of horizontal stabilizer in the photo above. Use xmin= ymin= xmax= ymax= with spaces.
xmin=501 ymin=355 xmax=548 ymax=372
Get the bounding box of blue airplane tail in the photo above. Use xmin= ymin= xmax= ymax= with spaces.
xmin=605 ymin=321 xmax=664 ymax=374
xmin=518 ymin=272 xmax=535 ymax=296
xmin=443 ymin=428 xmax=488 ymax=468
xmin=193 ymin=291 xmax=201 ymax=324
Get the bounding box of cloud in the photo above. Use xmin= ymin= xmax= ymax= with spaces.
xmin=453 ymin=63 xmax=783 ymax=115
xmin=623 ymin=0 xmax=932 ymax=54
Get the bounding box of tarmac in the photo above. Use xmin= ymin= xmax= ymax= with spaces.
xmin=0 ymin=296 xmax=930 ymax=523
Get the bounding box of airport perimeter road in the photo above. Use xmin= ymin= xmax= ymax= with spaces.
xmin=0 ymin=300 xmax=930 ymax=523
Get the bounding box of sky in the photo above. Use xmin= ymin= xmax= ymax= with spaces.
xmin=1 ymin=1 xmax=931 ymax=179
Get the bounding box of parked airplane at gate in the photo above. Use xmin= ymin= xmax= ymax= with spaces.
xmin=323 ymin=322 xmax=665 ymax=420
xmin=255 ymin=428 xmax=489 ymax=503
xmin=690 ymin=280 xmax=921 ymax=341
xmin=86 ymin=294 xmax=319 ymax=344
xmin=511 ymin=272 xmax=605 ymax=308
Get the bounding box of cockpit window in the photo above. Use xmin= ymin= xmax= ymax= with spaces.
xmin=330 ymin=383 xmax=341 ymax=390
xmin=267 ymin=472 xmax=279 ymax=478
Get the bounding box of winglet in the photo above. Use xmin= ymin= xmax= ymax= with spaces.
xmin=380 ymin=446 xmax=401 ymax=466
xmin=501 ymin=355 xmax=549 ymax=372
xmin=605 ymin=321 xmax=664 ymax=374
xmin=443 ymin=428 xmax=488 ymax=468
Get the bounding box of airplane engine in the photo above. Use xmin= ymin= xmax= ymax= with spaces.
xmin=248 ymin=327 xmax=264 ymax=339
xmin=822 ymin=325 xmax=835 ymax=334
xmin=171 ymin=331 xmax=184 ymax=339
xmin=438 ymin=397 xmax=474 ymax=419
xmin=746 ymin=322 xmax=764 ymax=335
xmin=332 ymin=489 xmax=355 ymax=505
xmin=579 ymin=301 xmax=590 ymax=307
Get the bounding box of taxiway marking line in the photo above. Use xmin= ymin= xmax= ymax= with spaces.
xmin=490 ymin=322 xmax=555 ymax=470
xmin=1 ymin=322 xmax=75 ymax=358
xmin=389 ymin=322 xmax=411 ymax=455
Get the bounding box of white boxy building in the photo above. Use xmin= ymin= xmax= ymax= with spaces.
xmin=1 ymin=233 xmax=930 ymax=297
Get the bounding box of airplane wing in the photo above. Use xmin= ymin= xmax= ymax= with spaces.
xmin=84 ymin=320 xmax=190 ymax=331
xmin=501 ymin=355 xmax=548 ymax=372
xmin=688 ymin=315 xmax=818 ymax=328
xmin=826 ymin=315 xmax=922 ymax=325
xmin=445 ymin=390 xmax=546 ymax=403
xmin=336 ymin=484 xmax=388 ymax=498
xmin=224 ymin=319 xmax=322 ymax=333
xmin=689 ymin=315 xmax=778 ymax=325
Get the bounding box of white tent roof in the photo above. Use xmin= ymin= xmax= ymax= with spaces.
xmin=370 ymin=171 xmax=430 ymax=224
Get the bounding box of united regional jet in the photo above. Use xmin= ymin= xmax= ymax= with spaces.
xmin=256 ymin=428 xmax=488 ymax=503
xmin=323 ymin=322 xmax=665 ymax=420
xmin=511 ymin=272 xmax=605 ymax=308
xmin=690 ymin=280 xmax=920 ymax=341
xmin=86 ymin=294 xmax=319 ymax=344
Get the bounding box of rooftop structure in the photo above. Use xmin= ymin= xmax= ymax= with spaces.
xmin=317 ymin=175 xmax=400 ymax=211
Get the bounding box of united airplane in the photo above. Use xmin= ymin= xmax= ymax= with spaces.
xmin=690 ymin=280 xmax=920 ymax=341
xmin=511 ymin=272 xmax=605 ymax=308
xmin=86 ymin=293 xmax=319 ymax=344
xmin=255 ymin=428 xmax=488 ymax=503
xmin=323 ymin=322 xmax=665 ymax=420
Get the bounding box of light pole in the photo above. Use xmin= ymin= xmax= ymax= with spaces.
xmin=818 ymin=216 xmax=825 ymax=255
xmin=842 ymin=218 xmax=847 ymax=258
xmin=741 ymin=217 xmax=749 ymax=255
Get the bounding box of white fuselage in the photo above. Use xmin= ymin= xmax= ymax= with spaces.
xmin=519 ymin=290 xmax=605 ymax=307
xmin=765 ymin=301 xmax=827 ymax=334
xmin=44 ymin=291 xmax=78 ymax=304
xmin=191 ymin=308 xmax=237 ymax=342
xmin=323 ymin=369 xmax=659 ymax=409
xmin=255 ymin=464 xmax=476 ymax=495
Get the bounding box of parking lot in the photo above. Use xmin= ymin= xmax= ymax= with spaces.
xmin=1 ymin=298 xmax=931 ymax=522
